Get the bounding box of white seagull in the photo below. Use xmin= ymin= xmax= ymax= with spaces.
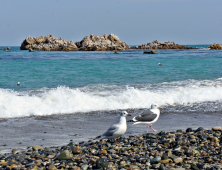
xmin=95 ymin=111 xmax=131 ymax=143
xmin=130 ymin=104 xmax=162 ymax=133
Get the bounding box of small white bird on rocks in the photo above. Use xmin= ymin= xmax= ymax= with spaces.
xmin=129 ymin=104 xmax=162 ymax=133
xmin=95 ymin=111 xmax=131 ymax=143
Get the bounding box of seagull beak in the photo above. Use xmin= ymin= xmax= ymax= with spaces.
xmin=158 ymin=106 xmax=163 ymax=109
xmin=127 ymin=114 xmax=131 ymax=116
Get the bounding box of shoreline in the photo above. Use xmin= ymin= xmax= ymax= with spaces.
xmin=0 ymin=110 xmax=221 ymax=154
xmin=0 ymin=117 xmax=222 ymax=169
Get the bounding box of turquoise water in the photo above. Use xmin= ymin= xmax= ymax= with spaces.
xmin=1 ymin=46 xmax=221 ymax=89
xmin=0 ymin=46 xmax=222 ymax=118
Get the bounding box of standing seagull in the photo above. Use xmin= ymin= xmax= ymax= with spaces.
xmin=95 ymin=111 xmax=131 ymax=143
xmin=129 ymin=104 xmax=162 ymax=133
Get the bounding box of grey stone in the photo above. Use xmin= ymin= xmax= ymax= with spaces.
xmin=96 ymin=158 xmax=108 ymax=169
xmin=150 ymin=156 xmax=161 ymax=164
xmin=57 ymin=150 xmax=72 ymax=160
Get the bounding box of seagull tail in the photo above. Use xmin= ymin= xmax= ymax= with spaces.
xmin=93 ymin=135 xmax=101 ymax=140
xmin=127 ymin=120 xmax=134 ymax=122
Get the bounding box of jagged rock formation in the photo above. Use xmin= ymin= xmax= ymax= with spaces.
xmin=20 ymin=35 xmax=78 ymax=51
xmin=208 ymin=43 xmax=222 ymax=50
xmin=75 ymin=34 xmax=129 ymax=51
xmin=131 ymin=40 xmax=196 ymax=49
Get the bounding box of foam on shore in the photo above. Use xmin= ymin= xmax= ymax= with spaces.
xmin=0 ymin=78 xmax=222 ymax=118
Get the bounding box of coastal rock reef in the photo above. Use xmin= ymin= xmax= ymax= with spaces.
xmin=75 ymin=34 xmax=129 ymax=51
xmin=143 ymin=50 xmax=157 ymax=54
xmin=20 ymin=34 xmax=129 ymax=51
xmin=20 ymin=35 xmax=78 ymax=51
xmin=131 ymin=40 xmax=196 ymax=49
xmin=208 ymin=43 xmax=222 ymax=50
xmin=20 ymin=35 xmax=202 ymax=51
xmin=1 ymin=127 xmax=222 ymax=169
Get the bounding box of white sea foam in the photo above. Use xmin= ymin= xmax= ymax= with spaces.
xmin=0 ymin=78 xmax=222 ymax=118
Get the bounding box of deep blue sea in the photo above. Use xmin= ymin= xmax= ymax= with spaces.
xmin=1 ymin=45 xmax=222 ymax=118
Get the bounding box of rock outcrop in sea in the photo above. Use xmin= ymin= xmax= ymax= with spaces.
xmin=1 ymin=47 xmax=10 ymax=51
xmin=20 ymin=35 xmax=78 ymax=51
xmin=75 ymin=34 xmax=129 ymax=51
xmin=144 ymin=50 xmax=157 ymax=54
xmin=208 ymin=43 xmax=222 ymax=50
xmin=131 ymin=40 xmax=196 ymax=49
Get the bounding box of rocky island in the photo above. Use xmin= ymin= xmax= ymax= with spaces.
xmin=20 ymin=35 xmax=78 ymax=51
xmin=208 ymin=43 xmax=222 ymax=50
xmin=131 ymin=40 xmax=196 ymax=49
xmin=20 ymin=34 xmax=129 ymax=51
xmin=20 ymin=35 xmax=200 ymax=51
xmin=75 ymin=34 xmax=129 ymax=51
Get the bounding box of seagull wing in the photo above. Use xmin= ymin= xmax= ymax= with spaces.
xmin=133 ymin=109 xmax=157 ymax=122
xmin=101 ymin=124 xmax=119 ymax=138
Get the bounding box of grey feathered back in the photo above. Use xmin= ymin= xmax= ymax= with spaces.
xmin=133 ymin=109 xmax=157 ymax=121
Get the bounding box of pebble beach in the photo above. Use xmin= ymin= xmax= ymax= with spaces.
xmin=1 ymin=110 xmax=222 ymax=170
xmin=1 ymin=126 xmax=222 ymax=170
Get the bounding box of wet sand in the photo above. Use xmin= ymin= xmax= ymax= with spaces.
xmin=0 ymin=110 xmax=221 ymax=154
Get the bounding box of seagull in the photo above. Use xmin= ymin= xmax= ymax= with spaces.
xmin=129 ymin=104 xmax=162 ymax=133
xmin=158 ymin=63 xmax=163 ymax=66
xmin=95 ymin=111 xmax=131 ymax=143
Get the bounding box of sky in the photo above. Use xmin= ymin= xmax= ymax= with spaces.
xmin=0 ymin=0 xmax=222 ymax=46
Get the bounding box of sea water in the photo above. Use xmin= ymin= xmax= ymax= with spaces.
xmin=0 ymin=45 xmax=222 ymax=118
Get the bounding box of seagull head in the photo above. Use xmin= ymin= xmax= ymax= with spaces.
xmin=151 ymin=104 xmax=162 ymax=110
xmin=121 ymin=111 xmax=131 ymax=117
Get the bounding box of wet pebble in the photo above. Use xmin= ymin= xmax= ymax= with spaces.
xmin=0 ymin=127 xmax=222 ymax=169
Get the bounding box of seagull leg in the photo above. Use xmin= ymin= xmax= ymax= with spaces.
xmin=150 ymin=126 xmax=157 ymax=132
xmin=147 ymin=126 xmax=150 ymax=133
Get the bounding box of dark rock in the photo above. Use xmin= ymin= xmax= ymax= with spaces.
xmin=186 ymin=128 xmax=193 ymax=132
xmin=150 ymin=156 xmax=161 ymax=164
xmin=96 ymin=158 xmax=108 ymax=169
xmin=143 ymin=50 xmax=157 ymax=54
xmin=158 ymin=131 xmax=166 ymax=136
xmin=191 ymin=164 xmax=199 ymax=170
xmin=195 ymin=127 xmax=204 ymax=132
xmin=196 ymin=163 xmax=205 ymax=169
